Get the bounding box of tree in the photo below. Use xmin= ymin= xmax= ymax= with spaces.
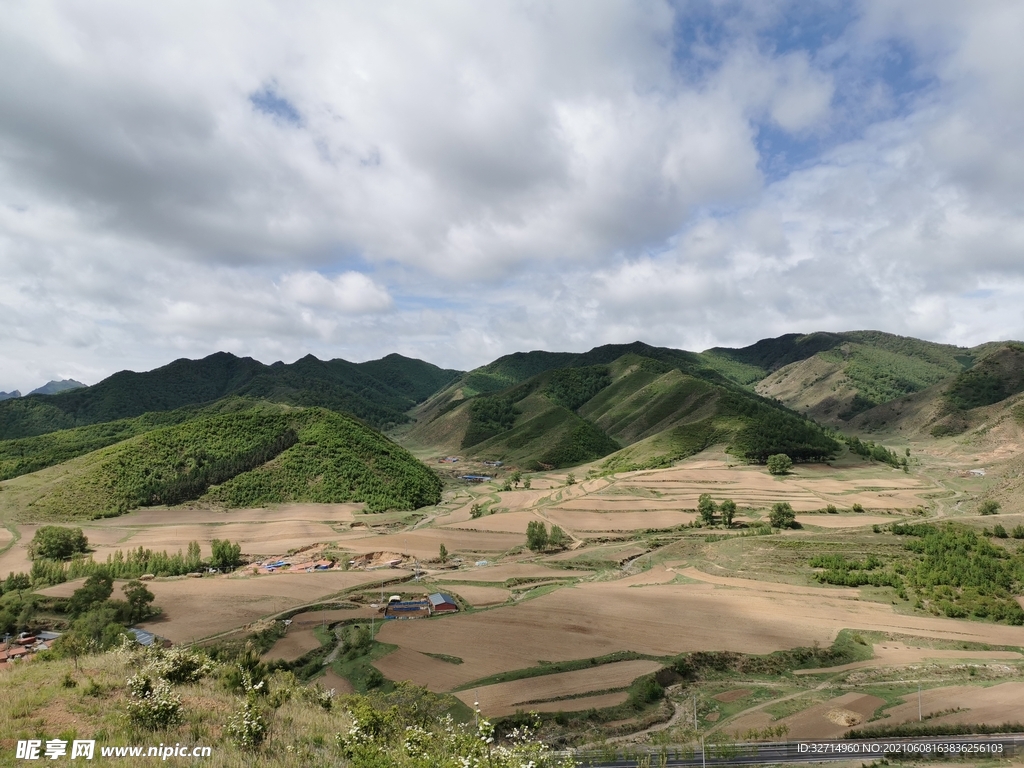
xmin=698 ymin=494 xmax=716 ymax=525
xmin=548 ymin=525 xmax=570 ymax=550
xmin=825 ymin=504 xmax=838 ymax=514
xmin=719 ymin=499 xmax=737 ymax=527
xmin=438 ymin=544 xmax=448 ymax=564
xmin=122 ymin=580 xmax=157 ymax=624
xmin=510 ymin=470 xmax=522 ymax=488
xmin=565 ymin=473 xmax=576 ymax=486
xmin=28 ymin=526 xmax=89 ymax=560
xmin=67 ymin=572 xmax=114 ymax=617
xmin=523 ymin=477 xmax=531 ymax=490
xmin=210 ymin=539 xmax=242 ymax=570
xmin=526 ymin=521 xmax=549 ymax=551
xmin=186 ymin=541 xmax=202 ymax=571
xmin=852 ymin=503 xmax=865 ymax=513
xmin=979 ymin=499 xmax=1001 ymax=516
xmin=470 ymin=503 xmax=483 ymax=519
xmin=766 ymin=454 xmax=793 ymax=475
xmin=500 ymin=480 xmax=512 ymax=492
xmin=769 ymin=502 xmax=796 ymax=529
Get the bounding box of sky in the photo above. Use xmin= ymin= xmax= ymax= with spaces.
xmin=2 ymin=1 xmax=1024 ymax=392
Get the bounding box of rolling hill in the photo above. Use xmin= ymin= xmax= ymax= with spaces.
xmin=3 ymin=405 xmax=442 ymax=520
xmin=0 ymin=351 xmax=461 ymax=440
xmin=406 ymin=348 xmax=841 ymax=471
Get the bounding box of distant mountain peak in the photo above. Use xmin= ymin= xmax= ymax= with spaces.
xmin=29 ymin=380 xmax=86 ymax=396
xmin=0 ymin=390 xmax=21 ymax=401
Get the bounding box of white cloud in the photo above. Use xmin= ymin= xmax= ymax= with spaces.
xmin=2 ymin=1 xmax=1024 ymax=392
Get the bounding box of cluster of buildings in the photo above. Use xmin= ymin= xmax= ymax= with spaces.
xmin=0 ymin=631 xmax=61 ymax=670
xmin=382 ymin=592 xmax=459 ymax=619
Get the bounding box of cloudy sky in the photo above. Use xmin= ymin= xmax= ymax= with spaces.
xmin=2 ymin=1 xmax=1024 ymax=391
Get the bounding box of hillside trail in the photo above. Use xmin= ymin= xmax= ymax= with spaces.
xmin=590 ymin=678 xmax=833 ymax=749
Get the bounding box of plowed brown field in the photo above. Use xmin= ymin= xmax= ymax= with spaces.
xmin=378 ymin=577 xmax=1024 ymax=689
xmin=453 ymin=659 xmax=662 ymax=715
xmin=131 ymin=570 xmax=408 ymax=642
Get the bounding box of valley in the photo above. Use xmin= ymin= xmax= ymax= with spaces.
xmin=1 ymin=331 xmax=1024 ymax=759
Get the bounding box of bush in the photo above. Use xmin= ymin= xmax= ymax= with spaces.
xmin=769 ymin=502 xmax=796 ymax=529
xmin=1012 ymin=525 xmax=1024 ymax=539
xmin=852 ymin=503 xmax=865 ymax=513
xmin=125 ymin=675 xmax=183 ymax=730
xmin=526 ymin=521 xmax=549 ymax=551
xmin=979 ymin=499 xmax=1001 ymax=516
xmin=28 ymin=526 xmax=89 ymax=560
xmin=766 ymin=454 xmax=793 ymax=475
xmin=993 ymin=524 xmax=1008 ymax=539
xmin=225 ymin=673 xmax=269 ymax=750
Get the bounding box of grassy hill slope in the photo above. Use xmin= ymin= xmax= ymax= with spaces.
xmin=0 ymin=352 xmax=461 ymax=440
xmin=700 ymin=331 xmax=976 ymax=425
xmin=5 ymin=406 xmax=441 ymax=520
xmin=406 ymin=349 xmax=839 ymax=470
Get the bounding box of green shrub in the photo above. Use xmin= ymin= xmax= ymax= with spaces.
xmin=766 ymin=454 xmax=793 ymax=475
xmin=979 ymin=499 xmax=1000 ymax=516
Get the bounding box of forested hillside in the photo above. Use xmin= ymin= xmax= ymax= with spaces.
xmin=0 ymin=352 xmax=461 ymax=439
xmin=408 ymin=349 xmax=840 ymax=470
xmin=9 ymin=407 xmax=442 ymax=519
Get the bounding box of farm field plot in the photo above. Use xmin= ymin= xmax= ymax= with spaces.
xmin=442 ymin=510 xmax=546 ymax=534
xmin=453 ymin=659 xmax=662 ymax=716
xmin=609 ymin=460 xmax=936 ymax=511
xmin=728 ymin=692 xmax=886 ymax=739
xmin=373 ymin=647 xmax=484 ymax=691
xmin=89 ymin=503 xmax=361 ymax=527
xmin=879 ymin=682 xmax=1024 ymax=727
xmin=344 ymin=529 xmax=523 ymax=559
xmin=795 ymin=643 xmax=1024 ymax=675
xmin=122 ymin=520 xmax=343 ymax=555
xmin=445 ymin=585 xmax=509 ymax=607
xmin=432 ymin=563 xmax=574 ymax=583
xmin=545 ymin=509 xmax=695 ymax=532
xmin=263 ymin=628 xmax=323 ymax=662
xmin=794 ymin=514 xmax=897 ymax=528
xmin=515 ymin=692 xmax=628 ymax=715
xmin=315 ymin=669 xmax=355 ymax=695
xmin=129 ymin=570 xmax=408 ymax=643
xmin=378 ymin=577 xmax=1024 ymax=689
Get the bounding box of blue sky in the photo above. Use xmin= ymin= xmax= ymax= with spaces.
xmin=1 ymin=1 xmax=1023 ymax=391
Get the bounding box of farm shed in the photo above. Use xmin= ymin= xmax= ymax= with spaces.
xmin=428 ymin=593 xmax=459 ymax=614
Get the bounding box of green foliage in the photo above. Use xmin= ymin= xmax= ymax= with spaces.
xmin=626 ymin=674 xmax=664 ymax=710
xmin=723 ymin=393 xmax=839 ymax=463
xmin=993 ymin=524 xmax=1008 ymax=539
xmin=526 ymin=521 xmax=549 ymax=551
xmin=438 ymin=544 xmax=448 ymax=564
xmin=121 ymin=580 xmax=158 ymax=624
xmin=68 ymin=572 xmax=114 ymax=617
xmin=126 ymin=675 xmax=183 ymax=730
xmin=538 ymin=418 xmax=619 ymax=468
xmin=698 ymin=493 xmax=716 ymax=525
xmin=851 ymin=503 xmax=865 ymax=513
xmin=210 ymin=539 xmax=243 ymax=570
xmin=225 ymin=672 xmax=269 ymax=749
xmin=841 ymin=435 xmax=907 ymax=468
xmin=719 ymin=498 xmax=737 ymax=527
xmin=768 ymin=502 xmax=796 ymax=528
xmin=28 ymin=526 xmax=89 ymax=560
xmin=565 ymin=473 xmax=575 ymax=486
xmin=765 ymin=453 xmax=792 ymax=475
xmin=1012 ymin=525 xmax=1024 ymax=539
xmin=462 ymin=395 xmax=519 ymax=448
xmin=470 ymin=504 xmax=483 ymax=519
xmin=978 ymin=499 xmax=1001 ymax=516
xmin=200 ymin=408 xmax=443 ymax=512
xmin=0 ymin=351 xmax=462 ymax=440
xmin=544 ymin=366 xmax=612 ymax=411
xmin=824 ymin=523 xmax=1024 ymax=624
xmin=338 ymin=684 xmax=572 ymax=767
xmin=548 ymin=525 xmax=570 ymax=550
xmin=947 ymin=369 xmax=1009 ymax=410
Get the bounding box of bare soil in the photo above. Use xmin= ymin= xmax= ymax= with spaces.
xmin=453 ymin=659 xmax=662 ymax=716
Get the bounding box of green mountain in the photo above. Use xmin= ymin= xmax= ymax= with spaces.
xmin=703 ymin=331 xmax=974 ymax=424
xmin=28 ymin=379 xmax=86 ymax=396
xmin=0 ymin=352 xmax=461 ymax=440
xmin=7 ymin=406 xmax=442 ymax=520
xmin=407 ymin=347 xmax=840 ymax=471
